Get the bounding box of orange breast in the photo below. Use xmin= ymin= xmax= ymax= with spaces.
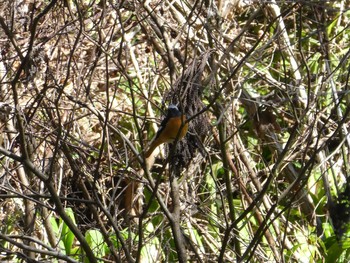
xmin=157 ymin=115 xmax=188 ymax=144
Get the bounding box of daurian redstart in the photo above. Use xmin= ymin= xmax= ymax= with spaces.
xmin=145 ymin=105 xmax=188 ymax=158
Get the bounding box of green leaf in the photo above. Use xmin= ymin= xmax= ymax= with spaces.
xmin=140 ymin=223 xmax=162 ymax=262
xmin=325 ymin=237 xmax=343 ymax=263
xmin=108 ymin=229 xmax=130 ymax=251
xmin=49 ymin=216 xmax=66 ymax=253
xmin=61 ymin=208 xmax=77 ymax=256
xmin=85 ymin=229 xmax=105 ymax=262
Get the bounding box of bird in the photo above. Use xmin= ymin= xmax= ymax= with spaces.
xmin=145 ymin=104 xmax=188 ymax=158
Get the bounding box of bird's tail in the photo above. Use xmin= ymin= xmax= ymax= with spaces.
xmin=144 ymin=141 xmax=160 ymax=158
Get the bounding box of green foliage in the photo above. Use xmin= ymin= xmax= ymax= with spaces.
xmin=107 ymin=229 xmax=129 ymax=251
xmin=49 ymin=217 xmax=67 ymax=254
xmin=140 ymin=223 xmax=163 ymax=262
xmin=61 ymin=209 xmax=77 ymax=256
xmin=49 ymin=208 xmax=77 ymax=256
xmin=50 ymin=210 xmax=113 ymax=262
xmin=1 ymin=0 xmax=350 ymax=262
xmin=85 ymin=229 xmax=106 ymax=263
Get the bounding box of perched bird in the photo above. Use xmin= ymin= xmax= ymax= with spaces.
xmin=145 ymin=105 xmax=188 ymax=158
